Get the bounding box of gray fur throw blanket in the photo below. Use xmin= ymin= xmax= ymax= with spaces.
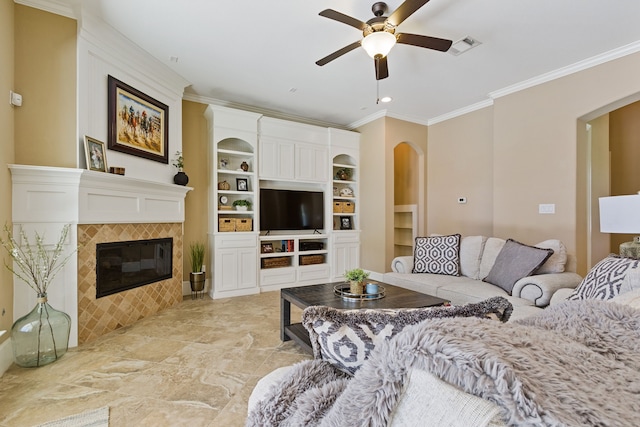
xmin=247 ymin=300 xmax=640 ymax=426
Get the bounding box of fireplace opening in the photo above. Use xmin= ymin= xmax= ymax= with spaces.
xmin=96 ymin=238 xmax=173 ymax=298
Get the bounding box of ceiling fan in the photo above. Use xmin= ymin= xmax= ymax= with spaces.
xmin=316 ymin=0 xmax=452 ymax=80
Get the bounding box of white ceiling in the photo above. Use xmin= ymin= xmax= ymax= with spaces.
xmin=84 ymin=0 xmax=640 ymax=127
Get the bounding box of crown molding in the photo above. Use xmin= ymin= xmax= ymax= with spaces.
xmin=490 ymin=40 xmax=640 ymax=100
xmin=427 ymin=99 xmax=494 ymax=126
xmin=183 ymin=92 xmax=347 ymax=129
xmin=14 ymin=0 xmax=77 ymax=19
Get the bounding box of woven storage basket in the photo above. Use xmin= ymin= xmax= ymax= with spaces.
xmin=333 ymin=201 xmax=343 ymax=213
xmin=300 ymin=254 xmax=325 ymax=265
xmin=261 ymin=256 xmax=291 ymax=269
xmin=342 ymin=202 xmax=355 ymax=213
xmin=235 ymin=218 xmax=253 ymax=231
xmin=219 ymin=218 xmax=235 ymax=232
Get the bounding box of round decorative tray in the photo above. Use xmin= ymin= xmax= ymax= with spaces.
xmin=334 ymin=284 xmax=386 ymax=301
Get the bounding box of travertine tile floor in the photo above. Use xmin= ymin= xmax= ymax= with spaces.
xmin=0 ymin=291 xmax=311 ymax=426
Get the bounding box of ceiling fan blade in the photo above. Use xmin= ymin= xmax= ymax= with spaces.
xmin=316 ymin=41 xmax=362 ymax=66
xmin=319 ymin=9 xmax=369 ymax=31
xmin=387 ymin=0 xmax=431 ymax=27
xmin=375 ymin=55 xmax=389 ymax=80
xmin=396 ymin=33 xmax=452 ymax=52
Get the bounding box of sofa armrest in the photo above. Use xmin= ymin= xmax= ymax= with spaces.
xmin=550 ymin=287 xmax=576 ymax=305
xmin=512 ymin=272 xmax=582 ymax=307
xmin=391 ymin=256 xmax=414 ymax=274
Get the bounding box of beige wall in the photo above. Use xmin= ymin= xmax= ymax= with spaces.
xmin=428 ymin=107 xmax=494 ymax=237
xmin=358 ymin=117 xmax=428 ymax=272
xmin=181 ymin=100 xmax=209 ymax=280
xmin=609 ymin=101 xmax=640 ymax=252
xmin=14 ymin=5 xmax=76 ymax=167
xmin=493 ymin=53 xmax=640 ymax=275
xmin=0 ymin=0 xmax=15 ymax=344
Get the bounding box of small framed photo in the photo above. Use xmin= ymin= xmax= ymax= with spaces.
xmin=84 ymin=136 xmax=108 ymax=172
xmin=340 ymin=216 xmax=353 ymax=230
xmin=261 ymin=243 xmax=274 ymax=253
xmin=237 ymin=178 xmax=248 ymax=191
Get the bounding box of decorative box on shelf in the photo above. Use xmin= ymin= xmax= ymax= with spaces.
xmin=219 ymin=218 xmax=235 ymax=232
xmin=333 ymin=201 xmax=355 ymax=213
xmin=300 ymin=254 xmax=325 ymax=265
xmin=261 ymin=257 xmax=291 ymax=269
xmin=235 ymin=218 xmax=252 ymax=231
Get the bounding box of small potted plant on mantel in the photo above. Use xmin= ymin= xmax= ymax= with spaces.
xmin=345 ymin=268 xmax=369 ymax=295
xmin=172 ymin=151 xmax=189 ymax=186
xmin=189 ymin=241 xmax=206 ymax=299
xmin=233 ymin=199 xmax=252 ymax=211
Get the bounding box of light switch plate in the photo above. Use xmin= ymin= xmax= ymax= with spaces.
xmin=539 ymin=204 xmax=555 ymax=214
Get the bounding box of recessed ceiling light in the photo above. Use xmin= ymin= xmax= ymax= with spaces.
xmin=379 ymin=96 xmax=392 ymax=103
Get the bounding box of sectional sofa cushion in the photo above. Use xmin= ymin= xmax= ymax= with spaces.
xmin=412 ymin=234 xmax=461 ymax=276
xmin=568 ymin=255 xmax=640 ymax=301
xmin=534 ymin=239 xmax=567 ymax=274
xmin=301 ymin=297 xmax=513 ymax=376
xmin=483 ymin=239 xmax=554 ymax=294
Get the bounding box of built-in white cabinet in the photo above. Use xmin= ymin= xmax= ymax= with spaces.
xmin=259 ymin=117 xmax=328 ymax=183
xmin=206 ymin=107 xmax=360 ymax=297
xmin=211 ymin=234 xmax=258 ymax=298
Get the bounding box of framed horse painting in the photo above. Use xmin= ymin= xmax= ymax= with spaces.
xmin=107 ymin=75 xmax=169 ymax=164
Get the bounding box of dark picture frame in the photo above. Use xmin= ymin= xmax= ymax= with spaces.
xmin=261 ymin=243 xmax=274 ymax=253
xmin=237 ymin=178 xmax=248 ymax=191
xmin=340 ymin=216 xmax=353 ymax=230
xmin=107 ymin=75 xmax=169 ymax=164
xmin=84 ymin=136 xmax=108 ymax=173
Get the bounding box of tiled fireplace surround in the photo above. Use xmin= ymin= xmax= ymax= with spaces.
xmin=77 ymin=223 xmax=183 ymax=343
xmin=9 ymin=165 xmax=191 ymax=347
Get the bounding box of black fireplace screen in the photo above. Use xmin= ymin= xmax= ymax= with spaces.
xmin=96 ymin=238 xmax=173 ymax=298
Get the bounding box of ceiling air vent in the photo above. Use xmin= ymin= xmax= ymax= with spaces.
xmin=449 ymin=37 xmax=481 ymax=56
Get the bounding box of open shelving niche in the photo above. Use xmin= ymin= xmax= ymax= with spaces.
xmin=331 ymin=154 xmax=357 ymax=232
xmin=215 ymin=140 xmax=256 ymax=233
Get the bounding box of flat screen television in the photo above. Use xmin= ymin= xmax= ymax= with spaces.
xmin=260 ymin=188 xmax=324 ymax=232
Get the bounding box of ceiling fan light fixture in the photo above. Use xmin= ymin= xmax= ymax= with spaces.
xmin=362 ymin=31 xmax=396 ymax=58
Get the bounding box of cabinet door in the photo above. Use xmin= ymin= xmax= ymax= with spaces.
xmin=259 ymin=137 xmax=295 ymax=180
xmin=259 ymin=137 xmax=279 ymax=179
xmin=237 ymin=248 xmax=258 ymax=289
xmin=332 ymin=243 xmax=360 ymax=280
xmin=216 ymin=249 xmax=240 ymax=291
xmin=296 ymin=144 xmax=328 ymax=182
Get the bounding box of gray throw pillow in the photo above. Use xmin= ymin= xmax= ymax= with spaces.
xmin=568 ymin=255 xmax=640 ymax=301
xmin=302 ymin=297 xmax=513 ymax=375
xmin=483 ymin=239 xmax=554 ymax=294
xmin=412 ymin=234 xmax=461 ymax=276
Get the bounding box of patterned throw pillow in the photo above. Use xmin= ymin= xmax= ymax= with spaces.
xmin=301 ymin=297 xmax=513 ymax=375
xmin=568 ymin=255 xmax=640 ymax=301
xmin=412 ymin=234 xmax=461 ymax=276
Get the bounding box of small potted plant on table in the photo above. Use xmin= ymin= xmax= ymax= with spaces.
xmin=189 ymin=241 xmax=206 ymax=299
xmin=345 ymin=268 xmax=369 ymax=295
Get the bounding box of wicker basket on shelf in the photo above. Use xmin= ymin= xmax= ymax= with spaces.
xmin=219 ymin=218 xmax=235 ymax=232
xmin=235 ymin=218 xmax=252 ymax=231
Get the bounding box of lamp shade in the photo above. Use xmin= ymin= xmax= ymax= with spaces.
xmin=361 ymin=31 xmax=396 ymax=58
xmin=599 ymin=195 xmax=640 ymax=233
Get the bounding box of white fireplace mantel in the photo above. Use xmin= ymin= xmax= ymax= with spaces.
xmin=8 ymin=165 xmax=192 ymax=347
xmin=9 ymin=164 xmax=192 ymax=224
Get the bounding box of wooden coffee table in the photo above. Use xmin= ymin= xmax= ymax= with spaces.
xmin=281 ymin=281 xmax=449 ymax=354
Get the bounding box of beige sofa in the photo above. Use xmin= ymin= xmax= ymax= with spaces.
xmin=382 ymin=236 xmax=583 ymax=320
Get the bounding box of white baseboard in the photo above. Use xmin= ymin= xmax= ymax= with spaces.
xmin=0 ymin=338 xmax=13 ymax=377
